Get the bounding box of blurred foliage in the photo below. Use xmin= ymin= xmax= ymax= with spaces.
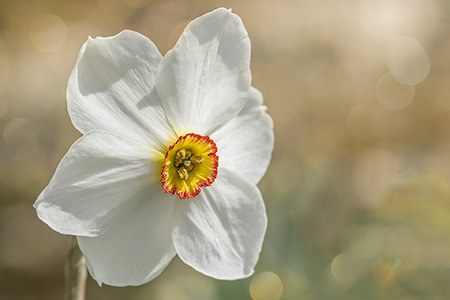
xmin=2 ymin=0 xmax=450 ymax=299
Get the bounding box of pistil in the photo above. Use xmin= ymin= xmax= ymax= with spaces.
xmin=174 ymin=149 xmax=203 ymax=179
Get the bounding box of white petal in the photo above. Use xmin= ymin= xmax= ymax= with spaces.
xmin=172 ymin=169 xmax=267 ymax=279
xmin=156 ymin=8 xmax=251 ymax=135
xmin=78 ymin=184 xmax=175 ymax=286
xmin=212 ymin=87 xmax=274 ymax=184
xmin=240 ymin=86 xmax=265 ymax=115
xmin=34 ymin=131 xmax=161 ymax=237
xmin=68 ymin=30 xmax=177 ymax=151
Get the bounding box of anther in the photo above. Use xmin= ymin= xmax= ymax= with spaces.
xmin=174 ymin=149 xmax=187 ymax=167
xmin=190 ymin=155 xmax=204 ymax=165
xmin=177 ymin=167 xmax=189 ymax=179
xmin=177 ymin=149 xmax=187 ymax=159
xmin=186 ymin=164 xmax=194 ymax=172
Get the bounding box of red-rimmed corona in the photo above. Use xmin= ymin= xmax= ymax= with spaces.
xmin=161 ymin=133 xmax=218 ymax=199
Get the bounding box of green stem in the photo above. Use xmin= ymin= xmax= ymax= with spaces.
xmin=65 ymin=237 xmax=87 ymax=300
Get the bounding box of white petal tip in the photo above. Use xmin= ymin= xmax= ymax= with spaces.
xmin=210 ymin=7 xmax=233 ymax=16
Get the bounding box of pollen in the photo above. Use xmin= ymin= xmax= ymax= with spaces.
xmin=161 ymin=133 xmax=218 ymax=199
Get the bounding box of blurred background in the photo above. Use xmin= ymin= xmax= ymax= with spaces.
xmin=1 ymin=0 xmax=450 ymax=299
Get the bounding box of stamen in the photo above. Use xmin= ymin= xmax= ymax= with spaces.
xmin=177 ymin=167 xmax=189 ymax=179
xmin=177 ymin=149 xmax=187 ymax=160
xmin=174 ymin=149 xmax=187 ymax=167
xmin=190 ymin=155 xmax=204 ymax=165
xmin=161 ymin=133 xmax=218 ymax=199
xmin=172 ymin=148 xmax=206 ymax=180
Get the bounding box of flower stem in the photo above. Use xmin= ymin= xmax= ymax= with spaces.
xmin=65 ymin=237 xmax=87 ymax=300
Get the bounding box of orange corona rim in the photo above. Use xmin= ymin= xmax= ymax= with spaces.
xmin=161 ymin=133 xmax=219 ymax=199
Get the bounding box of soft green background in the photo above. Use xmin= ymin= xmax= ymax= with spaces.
xmin=2 ymin=0 xmax=450 ymax=299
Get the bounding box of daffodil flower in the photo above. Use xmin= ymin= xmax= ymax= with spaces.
xmin=34 ymin=8 xmax=274 ymax=286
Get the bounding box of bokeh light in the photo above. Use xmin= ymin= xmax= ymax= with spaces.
xmin=29 ymin=14 xmax=68 ymax=52
xmin=386 ymin=37 xmax=430 ymax=85
xmin=331 ymin=252 xmax=367 ymax=286
xmin=372 ymin=257 xmax=401 ymax=288
xmin=376 ymin=72 xmax=415 ymax=111
xmin=249 ymin=272 xmax=283 ymax=300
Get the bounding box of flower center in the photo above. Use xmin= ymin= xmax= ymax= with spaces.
xmin=161 ymin=133 xmax=218 ymax=199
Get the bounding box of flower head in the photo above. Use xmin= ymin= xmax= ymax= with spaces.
xmin=34 ymin=8 xmax=274 ymax=286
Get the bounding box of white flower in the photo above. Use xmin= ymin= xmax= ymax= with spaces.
xmin=34 ymin=8 xmax=274 ymax=286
